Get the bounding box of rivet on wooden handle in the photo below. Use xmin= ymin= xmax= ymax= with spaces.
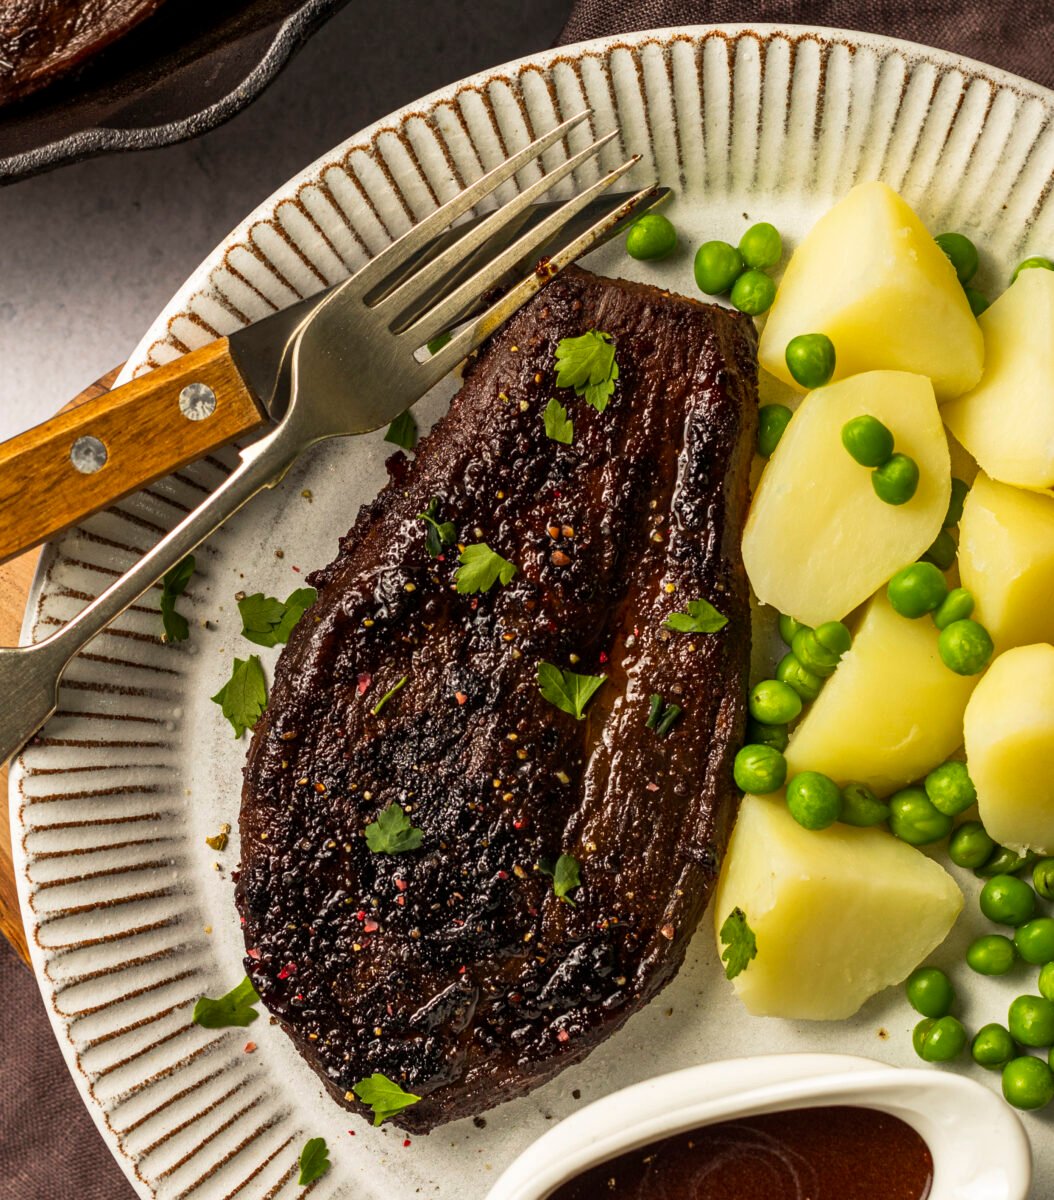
xmin=0 ymin=338 xmax=269 ymax=566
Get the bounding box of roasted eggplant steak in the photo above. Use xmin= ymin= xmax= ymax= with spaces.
xmin=0 ymin=0 xmax=165 ymax=105
xmin=236 ymin=266 xmax=758 ymax=1132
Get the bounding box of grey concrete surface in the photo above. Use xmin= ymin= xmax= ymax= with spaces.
xmin=0 ymin=0 xmax=569 ymax=441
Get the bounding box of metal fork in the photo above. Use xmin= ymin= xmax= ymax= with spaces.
xmin=0 ymin=111 xmax=654 ymax=763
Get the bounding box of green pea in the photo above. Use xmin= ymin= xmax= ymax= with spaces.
xmin=1039 ymin=962 xmax=1054 ymax=1001
xmin=757 ymin=404 xmax=793 ymax=458
xmin=977 ymin=846 xmax=1038 ymax=879
xmin=1009 ymin=994 xmax=1054 ymax=1047
xmin=791 ymin=628 xmax=840 ymax=677
xmin=1003 ymin=1056 xmax=1054 ymax=1110
xmin=814 ymin=621 xmax=852 ymax=656
xmin=972 ymin=1023 xmax=1016 ymax=1070
xmin=739 ymin=221 xmax=782 ymax=269
xmin=933 ymin=587 xmax=974 ymax=631
xmin=948 ymin=819 xmax=996 ymax=869
xmin=749 ymin=679 xmax=802 ymax=726
xmin=625 ymin=212 xmax=678 ymax=261
xmin=912 ymin=1017 xmax=935 ymax=1059
xmin=790 ymin=624 xmax=850 ymax=678
xmin=1012 ymin=256 xmax=1054 ymax=284
xmin=964 ymin=287 xmax=990 ymax=316
xmin=938 ymin=618 xmax=994 ymax=676
xmin=922 ymin=529 xmax=957 ymax=572
xmin=746 ymin=718 xmax=789 ymax=752
xmin=935 ymin=232 xmax=979 ymax=283
xmin=1016 ymin=918 xmax=1054 ymax=965
xmin=944 ymin=477 xmax=970 ymax=527
xmin=776 ymin=652 xmax=823 ymax=701
xmin=730 ymin=269 xmax=776 ymax=315
xmin=916 ymin=1014 xmax=967 ymax=1062
xmin=924 ymin=760 xmax=976 ymax=817
xmin=887 ymin=562 xmax=949 ymax=619
xmin=694 ymin=240 xmax=744 ymax=295
xmin=889 ymin=786 xmax=953 ymax=846
xmin=871 ymin=454 xmax=920 ymax=505
xmin=733 ymin=744 xmax=787 ymax=794
xmin=784 ymin=333 xmax=836 ymax=389
xmin=778 ymin=614 xmax=809 ymax=646
xmin=980 ymin=875 xmax=1037 ymax=926
xmin=840 ymin=781 xmax=890 ymax=827
xmin=1034 ymin=858 xmax=1054 ymax=901
xmin=841 ymin=415 xmax=895 ymax=467
xmin=905 ymin=966 xmax=954 ymax=1017
xmin=967 ymin=933 xmax=1016 ymax=976
xmin=786 ymin=771 xmax=842 ymax=831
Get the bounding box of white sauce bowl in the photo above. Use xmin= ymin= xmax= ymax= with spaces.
xmin=485 ymin=1053 xmax=1030 ymax=1200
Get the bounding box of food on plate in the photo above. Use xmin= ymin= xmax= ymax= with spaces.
xmin=964 ymin=643 xmax=1054 ymax=854
xmin=758 ymin=181 xmax=984 ymax=400
xmin=0 ymin=0 xmax=165 ymax=105
xmin=742 ymin=370 xmax=951 ymax=624
xmin=713 ymin=793 xmax=962 ymax=1019
xmin=548 ymin=1106 xmax=934 ymax=1200
xmin=785 ymin=592 xmax=977 ymax=796
xmin=624 ymin=213 xmax=677 ymax=261
xmin=693 ymin=220 xmax=783 ymax=315
xmin=944 ymin=269 xmax=1054 ymax=488
xmin=785 ymin=332 xmax=836 ymax=389
xmin=913 ymin=1015 xmax=966 ymax=1062
xmin=236 ymin=267 xmax=758 ymax=1131
xmin=958 ymin=473 xmax=1054 ymax=651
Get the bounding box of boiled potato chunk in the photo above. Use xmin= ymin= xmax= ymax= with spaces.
xmin=785 ymin=592 xmax=977 ymax=796
xmin=965 ymin=644 xmax=1054 ymax=854
xmin=742 ymin=371 xmax=950 ymax=624
xmin=714 ymin=793 xmax=962 ymax=1020
xmin=959 ymin=474 xmax=1054 ymax=651
xmin=758 ymin=181 xmax=983 ymax=401
xmin=944 ymin=269 xmax=1054 ymax=488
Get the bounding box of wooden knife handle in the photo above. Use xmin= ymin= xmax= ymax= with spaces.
xmin=0 ymin=338 xmax=269 ymax=566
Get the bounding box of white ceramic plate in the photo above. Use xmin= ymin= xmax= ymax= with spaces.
xmin=12 ymin=23 xmax=1054 ymax=1200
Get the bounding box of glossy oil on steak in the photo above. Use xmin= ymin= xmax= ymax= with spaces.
xmin=236 ymin=266 xmax=758 ymax=1132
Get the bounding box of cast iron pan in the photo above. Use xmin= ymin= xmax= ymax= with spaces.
xmin=0 ymin=0 xmax=349 ymax=184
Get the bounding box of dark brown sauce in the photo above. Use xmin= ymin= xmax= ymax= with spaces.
xmin=549 ymin=1106 xmax=933 ymax=1200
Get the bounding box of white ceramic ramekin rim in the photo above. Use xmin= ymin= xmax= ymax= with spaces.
xmin=484 ymin=1053 xmax=1031 ymax=1200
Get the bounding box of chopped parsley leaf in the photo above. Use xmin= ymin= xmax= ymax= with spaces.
xmin=159 ymin=555 xmax=195 ymax=643
xmin=455 ymin=543 xmax=517 ymax=594
xmin=192 ymin=976 xmax=260 ymax=1029
xmin=543 ymin=397 xmax=573 ymax=444
xmin=417 ymin=498 xmax=456 ymax=557
xmin=555 ymin=329 xmax=618 ymax=412
xmin=370 ymin=674 xmax=408 ymax=716
xmin=663 ymin=597 xmax=728 ymax=634
xmin=297 ymin=1137 xmax=330 ymax=1186
xmin=537 ymin=662 xmax=605 ymax=720
xmin=385 ymin=410 xmax=418 ymax=450
xmin=211 ymin=655 xmax=268 ymax=738
xmin=646 ymin=693 xmax=683 ymax=736
xmin=537 ymin=853 xmax=582 ymax=905
xmin=238 ymin=587 xmax=317 ymax=648
xmin=719 ymin=907 xmax=758 ymax=980
xmin=352 ymin=1073 xmax=422 ymax=1126
xmin=364 ymin=803 xmax=424 ymax=854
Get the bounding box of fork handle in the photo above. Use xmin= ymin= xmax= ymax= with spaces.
xmin=0 ymin=338 xmax=268 ymax=566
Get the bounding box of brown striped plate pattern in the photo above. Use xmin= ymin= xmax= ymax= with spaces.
xmin=11 ymin=25 xmax=1054 ymax=1198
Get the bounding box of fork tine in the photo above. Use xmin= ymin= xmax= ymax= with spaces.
xmin=350 ymin=110 xmax=593 ymax=295
xmin=400 ymin=155 xmax=643 ymax=348
xmin=372 ymin=130 xmax=620 ymax=317
xmin=417 ymin=177 xmax=657 ymax=392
